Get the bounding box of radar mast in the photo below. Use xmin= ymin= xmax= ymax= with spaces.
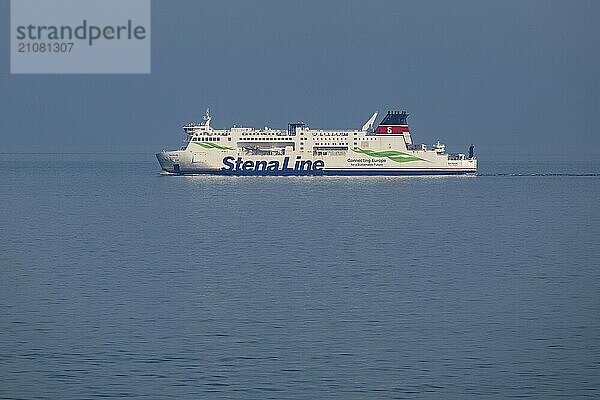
xmin=203 ymin=108 xmax=211 ymax=127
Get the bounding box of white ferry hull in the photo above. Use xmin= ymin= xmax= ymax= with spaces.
xmin=156 ymin=152 xmax=477 ymax=176
xmin=157 ymin=109 xmax=477 ymax=176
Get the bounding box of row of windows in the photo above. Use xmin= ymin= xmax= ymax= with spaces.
xmin=192 ymin=137 xmax=221 ymax=142
xmin=298 ymin=143 xmax=360 ymax=148
xmin=300 ymin=145 xmax=349 ymax=149
xmin=231 ymin=131 xmax=372 ymax=137
xmin=241 ymin=132 xmax=281 ymax=136
xmin=298 ymin=143 xmax=376 ymax=151
xmin=303 ymin=137 xmax=349 ymax=141
xmin=300 ymin=136 xmax=373 ymax=141
xmin=237 ymin=138 xmax=283 ymax=141
xmin=236 ymin=135 xmax=372 ymax=140
xmin=300 ymin=132 xmax=350 ymax=137
xmin=226 ymin=136 xmax=374 ymax=143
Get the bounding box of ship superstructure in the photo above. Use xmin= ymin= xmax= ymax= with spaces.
xmin=156 ymin=109 xmax=477 ymax=175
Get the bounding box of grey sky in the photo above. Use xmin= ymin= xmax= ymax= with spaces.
xmin=1 ymin=0 xmax=598 ymax=151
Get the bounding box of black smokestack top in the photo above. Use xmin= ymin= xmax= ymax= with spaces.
xmin=380 ymin=110 xmax=409 ymax=125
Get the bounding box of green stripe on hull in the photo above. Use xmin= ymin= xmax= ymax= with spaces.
xmin=351 ymin=148 xmax=428 ymax=163
xmin=192 ymin=142 xmax=234 ymax=150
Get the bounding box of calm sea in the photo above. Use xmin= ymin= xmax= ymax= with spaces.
xmin=1 ymin=153 xmax=599 ymax=399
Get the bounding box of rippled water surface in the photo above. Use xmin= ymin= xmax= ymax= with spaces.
xmin=1 ymin=155 xmax=599 ymax=399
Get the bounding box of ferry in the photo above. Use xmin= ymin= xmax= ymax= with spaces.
xmin=156 ymin=109 xmax=477 ymax=175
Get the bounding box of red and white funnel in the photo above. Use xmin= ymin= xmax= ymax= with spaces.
xmin=375 ymin=110 xmax=412 ymax=144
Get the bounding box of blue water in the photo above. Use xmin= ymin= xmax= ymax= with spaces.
xmin=1 ymin=154 xmax=599 ymax=399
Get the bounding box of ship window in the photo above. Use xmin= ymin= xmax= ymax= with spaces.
xmin=228 ymin=138 xmax=231 ymax=141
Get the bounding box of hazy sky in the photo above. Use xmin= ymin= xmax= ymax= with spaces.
xmin=1 ymin=0 xmax=598 ymax=151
